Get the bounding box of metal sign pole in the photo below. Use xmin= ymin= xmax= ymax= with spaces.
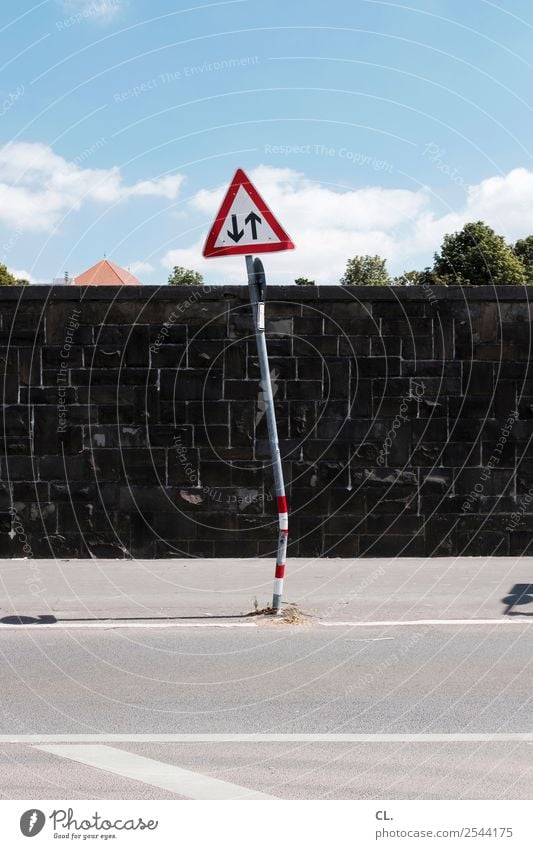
xmin=246 ymin=255 xmax=288 ymax=614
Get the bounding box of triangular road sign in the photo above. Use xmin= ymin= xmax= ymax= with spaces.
xmin=203 ymin=169 xmax=295 ymax=258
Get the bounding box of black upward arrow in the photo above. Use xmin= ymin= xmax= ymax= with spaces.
xmin=227 ymin=214 xmax=244 ymax=242
xmin=245 ymin=211 xmax=262 ymax=240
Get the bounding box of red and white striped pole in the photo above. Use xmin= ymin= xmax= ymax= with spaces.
xmin=246 ymin=255 xmax=288 ymax=614
xmin=274 ymin=494 xmax=288 ymax=610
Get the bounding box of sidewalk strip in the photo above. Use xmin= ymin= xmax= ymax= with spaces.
xmin=36 ymin=744 xmax=276 ymax=800
xmin=2 ymin=733 xmax=531 ymax=743
xmin=0 ymin=618 xmax=528 ymax=630
xmin=319 ymin=618 xmax=532 ymax=627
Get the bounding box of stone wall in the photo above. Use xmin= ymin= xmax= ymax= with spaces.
xmin=0 ymin=284 xmax=531 ymax=558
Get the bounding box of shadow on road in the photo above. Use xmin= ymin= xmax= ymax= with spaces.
xmin=0 ymin=614 xmax=250 ymax=625
xmin=502 ymin=584 xmax=533 ymax=615
xmin=0 ymin=615 xmax=58 ymax=625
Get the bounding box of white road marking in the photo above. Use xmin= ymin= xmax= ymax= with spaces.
xmin=0 ymin=618 xmax=527 ymax=631
xmin=0 ymin=622 xmax=258 ymax=630
xmin=37 ymin=744 xmax=276 ymax=800
xmin=320 ymin=619 xmax=532 ymax=627
xmin=2 ymin=733 xmax=531 ymax=744
xmin=345 ymin=637 xmax=395 ymax=642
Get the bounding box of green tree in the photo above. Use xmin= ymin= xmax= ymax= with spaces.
xmin=167 ymin=266 xmax=204 ymax=286
xmin=340 ymin=255 xmax=390 ymax=286
xmin=394 ymin=268 xmax=448 ymax=286
xmin=0 ymin=264 xmax=29 ymax=286
xmin=393 ymin=270 xmax=425 ymax=286
xmin=514 ymin=235 xmax=533 ymax=283
xmin=433 ymin=221 xmax=526 ymax=285
xmin=294 ymin=277 xmax=315 ymax=286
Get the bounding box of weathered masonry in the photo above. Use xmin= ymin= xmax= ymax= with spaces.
xmin=0 ymin=284 xmax=531 ymax=558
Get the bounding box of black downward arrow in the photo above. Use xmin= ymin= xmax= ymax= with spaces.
xmin=227 ymin=215 xmax=244 ymax=242
xmin=245 ymin=211 xmax=262 ymax=240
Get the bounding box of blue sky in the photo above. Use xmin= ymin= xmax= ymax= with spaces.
xmin=1 ymin=0 xmax=533 ymax=283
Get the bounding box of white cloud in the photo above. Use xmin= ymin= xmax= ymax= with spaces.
xmin=162 ymin=165 xmax=533 ymax=283
xmin=8 ymin=268 xmax=49 ymax=285
xmin=129 ymin=260 xmax=155 ymax=277
xmin=0 ymin=142 xmax=184 ymax=233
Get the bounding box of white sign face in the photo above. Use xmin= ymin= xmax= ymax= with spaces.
xmin=203 ymin=168 xmax=294 ymax=258
xmin=213 ymin=185 xmax=280 ymax=250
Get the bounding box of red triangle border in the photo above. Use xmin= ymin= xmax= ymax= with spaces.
xmin=202 ymin=168 xmax=295 ymax=258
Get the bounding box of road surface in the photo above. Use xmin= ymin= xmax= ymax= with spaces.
xmin=0 ymin=618 xmax=531 ymax=799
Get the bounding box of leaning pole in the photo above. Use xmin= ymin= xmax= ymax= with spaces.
xmin=202 ymin=168 xmax=295 ymax=614
xmin=246 ymin=255 xmax=288 ymax=614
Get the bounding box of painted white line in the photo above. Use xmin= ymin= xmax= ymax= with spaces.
xmin=345 ymin=637 xmax=395 ymax=642
xmin=0 ymin=622 xmax=258 ymax=630
xmin=2 ymin=733 xmax=531 ymax=744
xmin=320 ymin=619 xmax=532 ymax=627
xmin=37 ymin=744 xmax=275 ymax=800
xmin=0 ymin=618 xmax=526 ymax=631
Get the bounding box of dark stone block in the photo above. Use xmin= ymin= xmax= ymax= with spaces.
xmin=443 ymin=441 xmax=482 ymax=466
xmin=39 ymin=454 xmax=85 ymax=482
xmin=84 ymin=347 xmax=123 ymax=368
xmin=454 ymin=467 xmax=514 ymax=496
xmin=161 ymin=369 xmax=223 ymax=401
xmin=230 ymin=402 xmax=255 ymax=446
xmin=402 ymin=336 xmax=434 ymax=359
xmin=509 ymin=532 xmax=533 ymax=555
xmin=224 ymin=380 xmax=262 ymax=400
xmin=462 ymin=362 xmax=493 ymax=394
xmin=424 ymin=516 xmax=457 ymax=556
xmin=285 ymin=380 xmax=323 ymax=401
xmin=76 ymin=385 xmax=135 ymax=405
xmin=449 ymin=397 xmax=493 ymax=418
xmin=412 ymin=418 xmax=448 ymax=443
xmin=481 ymin=440 xmax=515 ymax=468
xmin=4 ymin=455 xmax=37 ymax=481
xmin=365 ymin=513 xmax=424 ymax=534
xmin=0 ymin=347 xmax=18 ymax=372
xmin=294 ymin=336 xmax=337 ymax=356
xmin=357 ymin=357 xmax=401 ymax=377
xmin=19 ymin=348 xmax=41 ymax=385
xmin=418 ymin=470 xmax=453 ymax=495
xmin=457 ymin=530 xmax=507 ymax=556
xmin=148 ymin=424 xmax=192 ymax=448
xmin=370 ymin=335 xmax=400 ymax=357
xmin=337 ymin=336 xmax=371 ymax=356
xmin=149 ymin=324 xmax=187 ymax=344
xmin=12 ymin=482 xmax=49 ymax=502
xmin=34 ymin=408 xmax=83 ymax=455
xmin=359 ymin=534 xmax=425 ymax=556
xmin=323 ymin=535 xmax=359 ymax=557
xmin=0 ymin=375 xmax=19 ymax=404
xmin=98 ymin=405 xmax=136 ymax=425
xmin=293 ymin=316 xmax=324 ymax=335
xmin=149 ymin=344 xmax=187 ymax=368
xmin=290 ymin=403 xmax=316 ymax=438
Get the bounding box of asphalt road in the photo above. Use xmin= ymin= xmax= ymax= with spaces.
xmin=1 ymin=621 xmax=531 ymax=799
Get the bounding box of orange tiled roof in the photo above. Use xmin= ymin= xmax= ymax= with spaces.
xmin=74 ymin=259 xmax=141 ymax=286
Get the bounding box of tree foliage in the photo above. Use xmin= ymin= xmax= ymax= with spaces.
xmin=294 ymin=277 xmax=315 ymax=286
xmin=340 ymin=255 xmax=390 ymax=286
xmin=394 ymin=268 xmax=449 ymax=286
xmin=433 ymin=221 xmax=526 ymax=286
xmin=0 ymin=264 xmax=29 ymax=286
xmin=167 ymin=266 xmax=204 ymax=286
xmin=393 ymin=270 xmax=426 ymax=286
xmin=514 ymin=235 xmax=533 ymax=284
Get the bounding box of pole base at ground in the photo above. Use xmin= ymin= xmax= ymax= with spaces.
xmin=272 ymin=595 xmax=282 ymax=614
